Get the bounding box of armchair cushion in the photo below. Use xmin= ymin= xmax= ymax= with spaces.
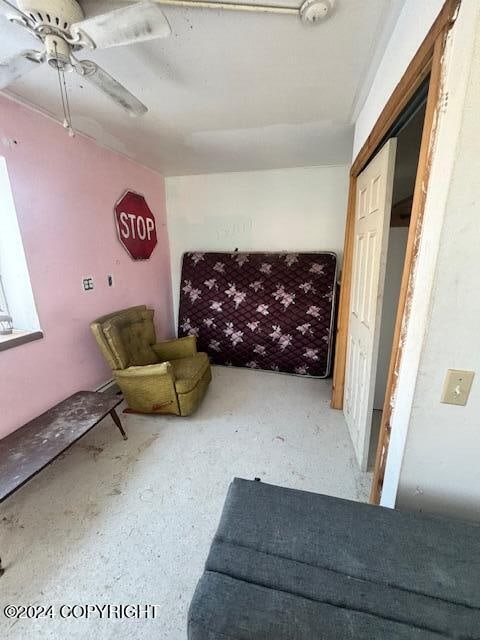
xmin=90 ymin=305 xmax=147 ymax=370
xmin=103 ymin=309 xmax=158 ymax=368
xmin=121 ymin=311 xmax=158 ymax=366
xmin=116 ymin=362 xmax=171 ymax=377
xmin=171 ymin=352 xmax=210 ymax=394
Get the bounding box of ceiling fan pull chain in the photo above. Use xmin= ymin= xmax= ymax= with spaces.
xmin=61 ymin=63 xmax=74 ymax=137
xmin=53 ymin=40 xmax=74 ymax=137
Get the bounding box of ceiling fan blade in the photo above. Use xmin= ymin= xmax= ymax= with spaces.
xmin=71 ymin=2 xmax=171 ymax=50
xmin=0 ymin=0 xmax=32 ymax=24
xmin=80 ymin=61 xmax=147 ymax=117
xmin=0 ymin=50 xmax=42 ymax=89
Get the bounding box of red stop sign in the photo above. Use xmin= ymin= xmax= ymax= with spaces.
xmin=114 ymin=191 xmax=157 ymax=260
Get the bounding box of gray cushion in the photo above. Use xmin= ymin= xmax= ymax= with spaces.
xmin=188 ymin=478 xmax=480 ymax=639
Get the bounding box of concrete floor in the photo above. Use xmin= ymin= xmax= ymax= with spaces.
xmin=0 ymin=366 xmax=371 ymax=639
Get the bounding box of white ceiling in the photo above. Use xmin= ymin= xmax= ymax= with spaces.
xmin=0 ymin=0 xmax=405 ymax=175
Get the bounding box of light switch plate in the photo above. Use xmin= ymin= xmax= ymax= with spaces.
xmin=441 ymin=369 xmax=475 ymax=406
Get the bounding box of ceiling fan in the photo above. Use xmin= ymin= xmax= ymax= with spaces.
xmin=0 ymin=0 xmax=334 ymax=128
xmin=0 ymin=0 xmax=172 ymax=119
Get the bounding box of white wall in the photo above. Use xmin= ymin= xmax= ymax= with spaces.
xmin=166 ymin=165 xmax=349 ymax=324
xmin=394 ymin=0 xmax=480 ymax=520
xmin=353 ymin=0 xmax=445 ymax=159
xmin=374 ymin=227 xmax=408 ymax=410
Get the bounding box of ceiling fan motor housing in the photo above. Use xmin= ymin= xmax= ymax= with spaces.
xmin=17 ymin=0 xmax=84 ymax=33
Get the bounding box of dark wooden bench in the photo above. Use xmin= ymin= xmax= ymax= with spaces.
xmin=0 ymin=391 xmax=127 ymax=576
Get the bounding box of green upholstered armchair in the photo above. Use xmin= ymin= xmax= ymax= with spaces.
xmin=90 ymin=306 xmax=211 ymax=416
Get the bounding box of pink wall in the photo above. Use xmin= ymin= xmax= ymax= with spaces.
xmin=0 ymin=95 xmax=173 ymax=438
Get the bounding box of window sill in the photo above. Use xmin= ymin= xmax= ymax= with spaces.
xmin=0 ymin=330 xmax=43 ymax=352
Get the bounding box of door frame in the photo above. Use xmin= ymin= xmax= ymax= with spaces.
xmin=330 ymin=0 xmax=461 ymax=503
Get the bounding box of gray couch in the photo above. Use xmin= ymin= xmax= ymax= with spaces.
xmin=188 ymin=478 xmax=480 ymax=639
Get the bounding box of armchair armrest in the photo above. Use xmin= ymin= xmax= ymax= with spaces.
xmin=114 ymin=363 xmax=179 ymax=414
xmin=152 ymin=336 xmax=198 ymax=361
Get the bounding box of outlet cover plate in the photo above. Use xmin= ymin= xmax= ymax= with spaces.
xmin=82 ymin=276 xmax=94 ymax=292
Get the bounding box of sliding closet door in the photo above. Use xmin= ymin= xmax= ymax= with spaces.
xmin=343 ymin=139 xmax=397 ymax=470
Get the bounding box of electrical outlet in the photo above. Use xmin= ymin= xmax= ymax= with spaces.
xmin=107 ymin=274 xmax=114 ymax=287
xmin=82 ymin=276 xmax=94 ymax=292
xmin=441 ymin=369 xmax=475 ymax=406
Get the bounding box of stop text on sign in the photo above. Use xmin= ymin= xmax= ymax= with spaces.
xmin=118 ymin=211 xmax=155 ymax=241
xmin=114 ymin=191 xmax=157 ymax=260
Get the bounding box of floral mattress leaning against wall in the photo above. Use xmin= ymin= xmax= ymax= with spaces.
xmin=178 ymin=251 xmax=338 ymax=378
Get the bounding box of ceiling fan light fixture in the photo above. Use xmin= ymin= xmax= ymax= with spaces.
xmin=300 ymin=0 xmax=335 ymax=25
xmin=45 ymin=33 xmax=70 ymax=69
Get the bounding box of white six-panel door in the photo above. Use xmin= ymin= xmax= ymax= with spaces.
xmin=343 ymin=139 xmax=397 ymax=471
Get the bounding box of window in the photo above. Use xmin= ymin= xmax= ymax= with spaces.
xmin=0 ymin=156 xmax=42 ymax=350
